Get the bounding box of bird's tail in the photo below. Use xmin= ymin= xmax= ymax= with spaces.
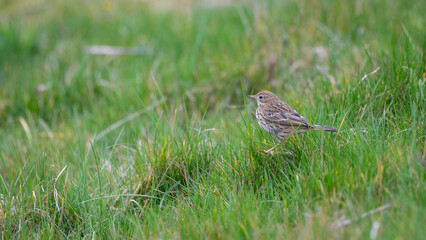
xmin=312 ymin=125 xmax=338 ymax=132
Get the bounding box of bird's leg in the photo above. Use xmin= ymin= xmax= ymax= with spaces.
xmin=264 ymin=137 xmax=292 ymax=155
xmin=264 ymin=130 xmax=277 ymax=154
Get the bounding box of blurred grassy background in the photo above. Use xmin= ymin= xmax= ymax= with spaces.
xmin=0 ymin=0 xmax=425 ymax=238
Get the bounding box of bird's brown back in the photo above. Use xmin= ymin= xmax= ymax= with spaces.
xmin=250 ymin=90 xmax=337 ymax=142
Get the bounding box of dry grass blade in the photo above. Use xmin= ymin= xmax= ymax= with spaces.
xmin=84 ymin=45 xmax=153 ymax=56
xmin=114 ymin=172 xmax=152 ymax=207
xmin=19 ymin=117 xmax=32 ymax=144
xmin=361 ymin=67 xmax=381 ymax=82
xmin=95 ymin=98 xmax=166 ymax=142
xmin=39 ymin=119 xmax=54 ymax=139
xmin=330 ymin=204 xmax=392 ymax=229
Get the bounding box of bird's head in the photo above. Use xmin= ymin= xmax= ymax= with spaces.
xmin=248 ymin=90 xmax=279 ymax=107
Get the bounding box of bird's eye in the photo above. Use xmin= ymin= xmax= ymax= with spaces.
xmin=259 ymin=96 xmax=263 ymax=99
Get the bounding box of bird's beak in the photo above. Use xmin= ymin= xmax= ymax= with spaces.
xmin=248 ymin=95 xmax=256 ymax=99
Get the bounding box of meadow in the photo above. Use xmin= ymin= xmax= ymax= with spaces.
xmin=0 ymin=0 xmax=425 ymax=238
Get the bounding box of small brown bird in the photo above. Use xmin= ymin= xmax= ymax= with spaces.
xmin=249 ymin=90 xmax=337 ymax=154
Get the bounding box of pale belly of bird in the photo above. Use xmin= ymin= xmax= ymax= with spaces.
xmin=256 ymin=109 xmax=294 ymax=142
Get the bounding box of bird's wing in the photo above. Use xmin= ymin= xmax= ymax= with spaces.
xmin=263 ymin=111 xmax=311 ymax=128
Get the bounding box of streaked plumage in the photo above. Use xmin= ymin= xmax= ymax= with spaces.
xmin=249 ymin=91 xmax=337 ymax=153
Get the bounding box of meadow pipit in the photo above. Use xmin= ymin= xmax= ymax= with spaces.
xmin=249 ymin=90 xmax=337 ymax=154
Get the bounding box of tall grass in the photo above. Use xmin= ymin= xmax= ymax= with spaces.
xmin=0 ymin=0 xmax=425 ymax=238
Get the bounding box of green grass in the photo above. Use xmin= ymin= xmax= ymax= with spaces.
xmin=0 ymin=0 xmax=425 ymax=238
